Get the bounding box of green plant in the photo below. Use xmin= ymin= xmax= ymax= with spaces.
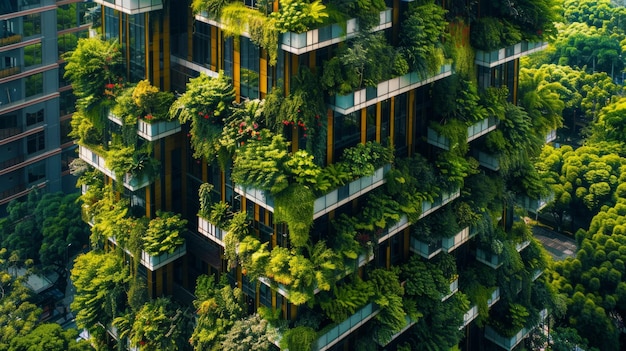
xmin=274 ymin=184 xmax=315 ymax=248
xmin=209 ymin=202 xmax=231 ymax=229
xmin=400 ymin=2 xmax=449 ymax=75
xmin=279 ymin=326 xmax=316 ymax=351
xmin=319 ymin=276 xmax=375 ymax=323
xmin=191 ymin=0 xmax=231 ymax=17
xmin=470 ymin=17 xmax=522 ymax=51
xmin=143 ymin=211 xmax=187 ymax=255
xmin=171 ymin=72 xmax=235 ymax=161
xmin=341 ymin=141 xmax=393 ymax=178
xmin=270 ymin=0 xmax=329 ymax=33
xmin=198 ymin=183 xmax=215 ymax=218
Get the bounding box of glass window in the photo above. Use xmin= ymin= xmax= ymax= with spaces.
xmin=58 ymin=32 xmax=87 ymax=58
xmin=57 ymin=4 xmax=78 ymax=31
xmin=104 ymin=7 xmax=119 ymax=41
xmin=60 ymin=118 xmax=72 ymax=144
xmin=240 ymin=37 xmax=260 ymax=99
xmin=366 ymin=105 xmax=376 ymax=142
xmin=333 ymin=111 xmax=361 ymax=161
xmin=394 ymin=94 xmax=407 ymax=157
xmin=27 ymin=131 xmax=45 ymax=154
xmin=128 ymin=14 xmax=146 ymax=82
xmin=0 ymin=114 xmax=17 ymax=129
xmin=26 ymin=109 xmax=43 ymax=126
xmin=61 ymin=147 xmax=76 ymax=173
xmin=192 ymin=21 xmax=211 ymax=67
xmin=25 ymin=73 xmax=43 ymax=97
xmin=27 ymin=161 xmax=45 ymax=183
xmin=22 ymin=13 xmax=41 ymax=37
xmin=59 ymin=90 xmax=77 ymax=115
xmin=24 ymin=43 xmax=42 ymax=67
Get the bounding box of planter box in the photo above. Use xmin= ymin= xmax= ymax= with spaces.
xmin=198 ymin=217 xmax=226 ymax=247
xmin=519 ymin=193 xmax=554 ymax=213
xmin=476 ymin=151 xmax=500 ymax=171
xmin=428 ymin=117 xmax=498 ymax=150
xmin=442 ymin=226 xmax=477 ymax=252
xmin=475 ymin=41 xmax=548 ymax=68
xmin=377 ymin=214 xmax=410 ymax=244
xmin=410 ymin=238 xmax=442 ymax=259
xmin=420 ymin=188 xmax=461 ymax=219
xmin=461 ymin=288 xmax=501 ymax=328
xmin=314 ymin=303 xmax=379 ymax=351
xmin=93 ymin=0 xmax=163 ymax=14
xmin=140 ymin=241 xmax=187 ymax=271
xmin=442 ymin=278 xmax=459 ymax=301
xmin=280 ymin=9 xmax=392 ymax=55
xmin=78 ymin=145 xmax=153 ymax=191
xmin=330 ymin=64 xmax=453 ymax=115
xmin=484 ymin=309 xmax=547 ymax=350
xmin=137 ymin=119 xmax=181 ymax=141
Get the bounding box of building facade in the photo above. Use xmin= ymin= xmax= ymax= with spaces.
xmin=76 ymin=0 xmax=558 ymax=349
xmin=0 ymin=0 xmax=96 ymax=215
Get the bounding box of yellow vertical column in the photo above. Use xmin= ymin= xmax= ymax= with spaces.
xmin=360 ymin=109 xmax=367 ymax=144
xmin=326 ymin=109 xmax=333 ymax=164
xmin=376 ymin=102 xmax=382 ymax=142
xmin=234 ymin=40 xmax=241 ymax=102
xmin=260 ymin=49 xmax=268 ymax=98
xmin=389 ymin=96 xmax=395 ymax=148
xmin=407 ymin=90 xmax=415 ymax=156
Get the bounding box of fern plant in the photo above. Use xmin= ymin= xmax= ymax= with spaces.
xmin=143 ymin=211 xmax=187 ymax=255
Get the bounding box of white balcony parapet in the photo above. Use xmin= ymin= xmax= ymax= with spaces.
xmin=461 ymin=287 xmax=501 ymax=328
xmin=519 ymin=193 xmax=554 ymax=213
xmin=93 ymin=0 xmax=163 ymax=14
xmin=140 ymin=242 xmax=187 ymax=271
xmin=442 ymin=226 xmax=477 ymax=253
xmin=410 ymin=238 xmax=442 ymax=259
xmin=475 ymin=41 xmax=548 ymax=68
xmin=442 ymin=278 xmax=459 ymax=301
xmin=377 ymin=315 xmax=418 ymax=346
xmin=314 ymin=303 xmax=380 ymax=351
xmin=484 ymin=309 xmax=548 ymax=350
xmin=421 ymin=188 xmax=461 ymax=218
xmin=258 ymin=247 xmax=374 ymax=299
xmin=108 ymin=112 xmax=181 ymax=141
xmin=545 ymin=129 xmax=557 ymax=143
xmin=377 ymin=189 xmax=459 ymax=245
xmin=477 ymin=241 xmax=530 ymax=268
xmin=78 ymin=145 xmax=152 ymax=191
xmin=109 ymin=237 xmax=186 ymax=271
xmin=280 ymin=9 xmax=392 ymax=55
xmin=235 ymin=164 xmax=391 ymax=219
xmin=198 ymin=217 xmax=226 ymax=247
xmin=330 ymin=64 xmax=453 ymax=115
xmin=476 ymin=151 xmax=500 ymax=171
xmin=427 ymin=117 xmax=498 ymax=150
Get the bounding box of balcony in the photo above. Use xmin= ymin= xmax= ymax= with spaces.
xmin=475 ymin=41 xmax=548 ymax=68
xmin=109 ymin=237 xmax=186 ymax=271
xmin=519 ymin=193 xmax=554 ymax=213
xmin=314 ymin=302 xmax=379 ymax=351
xmin=92 ymin=0 xmax=163 ymax=14
xmin=420 ymin=188 xmax=461 ymax=219
xmin=442 ymin=226 xmax=477 ymax=253
xmin=545 ymin=129 xmax=557 ymax=143
xmin=427 ymin=117 xmax=498 ymax=150
xmin=442 ymin=278 xmax=459 ymax=301
xmin=197 ymin=216 xmax=226 ymax=247
xmin=140 ymin=241 xmax=187 ymax=271
xmin=476 ymin=151 xmax=500 ymax=171
xmin=377 ymin=214 xmax=409 ymax=243
xmin=235 ymin=164 xmax=391 ymax=219
xmin=476 ymin=241 xmax=530 ymax=269
xmin=409 ymin=238 xmax=442 ymax=259
xmin=78 ymin=145 xmax=153 ymax=191
xmin=0 ymin=181 xmax=47 ymax=205
xmin=484 ymin=309 xmax=548 ymax=350
xmin=280 ymin=9 xmax=392 ymax=55
xmin=108 ymin=112 xmax=181 ymax=141
xmin=0 ymin=66 xmax=20 ymax=79
xmin=0 ymin=34 xmax=21 ymax=48
xmin=329 ymin=64 xmax=453 ymax=115
xmin=461 ymin=287 xmax=501 ymax=328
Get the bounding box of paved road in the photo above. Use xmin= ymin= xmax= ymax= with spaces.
xmin=532 ymin=225 xmax=577 ymax=261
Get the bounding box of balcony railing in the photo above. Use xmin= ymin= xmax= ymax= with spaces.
xmin=519 ymin=193 xmax=554 ymax=213
xmin=0 ymin=66 xmax=20 ymax=79
xmin=0 ymin=127 xmax=21 ymax=141
xmin=0 ymin=181 xmax=47 ymax=205
xmin=442 ymin=226 xmax=477 ymax=253
xmin=314 ymin=303 xmax=379 ymax=351
xmin=475 ymin=41 xmax=548 ymax=68
xmin=92 ymin=0 xmax=163 ymax=14
xmin=442 ymin=278 xmax=459 ymax=301
xmin=235 ymin=164 xmax=391 ymax=219
xmin=545 ymin=129 xmax=557 ymax=143
xmin=476 ymin=151 xmax=500 ymax=171
xmin=476 ymin=241 xmax=530 ymax=269
xmin=329 ymin=64 xmax=453 ymax=115
xmin=197 ymin=216 xmax=226 ymax=247
xmin=0 ymin=35 xmax=22 ymax=48
xmin=410 ymin=238 xmax=442 ymax=259
xmin=280 ymin=9 xmax=392 ymax=55
xmin=108 ymin=112 xmax=181 ymax=141
xmin=427 ymin=117 xmax=498 ymax=150
xmin=78 ymin=145 xmax=153 ymax=191
xmin=421 ymin=188 xmax=461 ymax=218
xmin=140 ymin=242 xmax=187 ymax=271
xmin=484 ymin=309 xmax=548 ymax=350
xmin=461 ymin=287 xmax=500 ymax=328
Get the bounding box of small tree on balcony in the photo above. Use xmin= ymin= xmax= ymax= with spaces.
xmin=144 ymin=211 xmax=187 ymax=255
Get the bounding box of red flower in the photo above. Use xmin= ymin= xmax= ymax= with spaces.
xmin=145 ymin=114 xmax=153 ymax=120
xmin=105 ymin=83 xmax=115 ymax=90
xmin=204 ymin=114 xmax=209 ymax=119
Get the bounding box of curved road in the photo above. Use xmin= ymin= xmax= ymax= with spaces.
xmin=532 ymin=225 xmax=577 ymax=261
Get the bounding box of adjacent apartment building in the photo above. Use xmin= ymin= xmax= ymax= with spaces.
xmin=75 ymin=0 xmax=558 ymax=349
xmin=0 ymin=0 xmax=96 ymax=215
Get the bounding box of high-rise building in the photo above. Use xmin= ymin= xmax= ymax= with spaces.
xmin=75 ymin=0 xmax=557 ymax=349
xmin=0 ymin=0 xmax=97 ymax=215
